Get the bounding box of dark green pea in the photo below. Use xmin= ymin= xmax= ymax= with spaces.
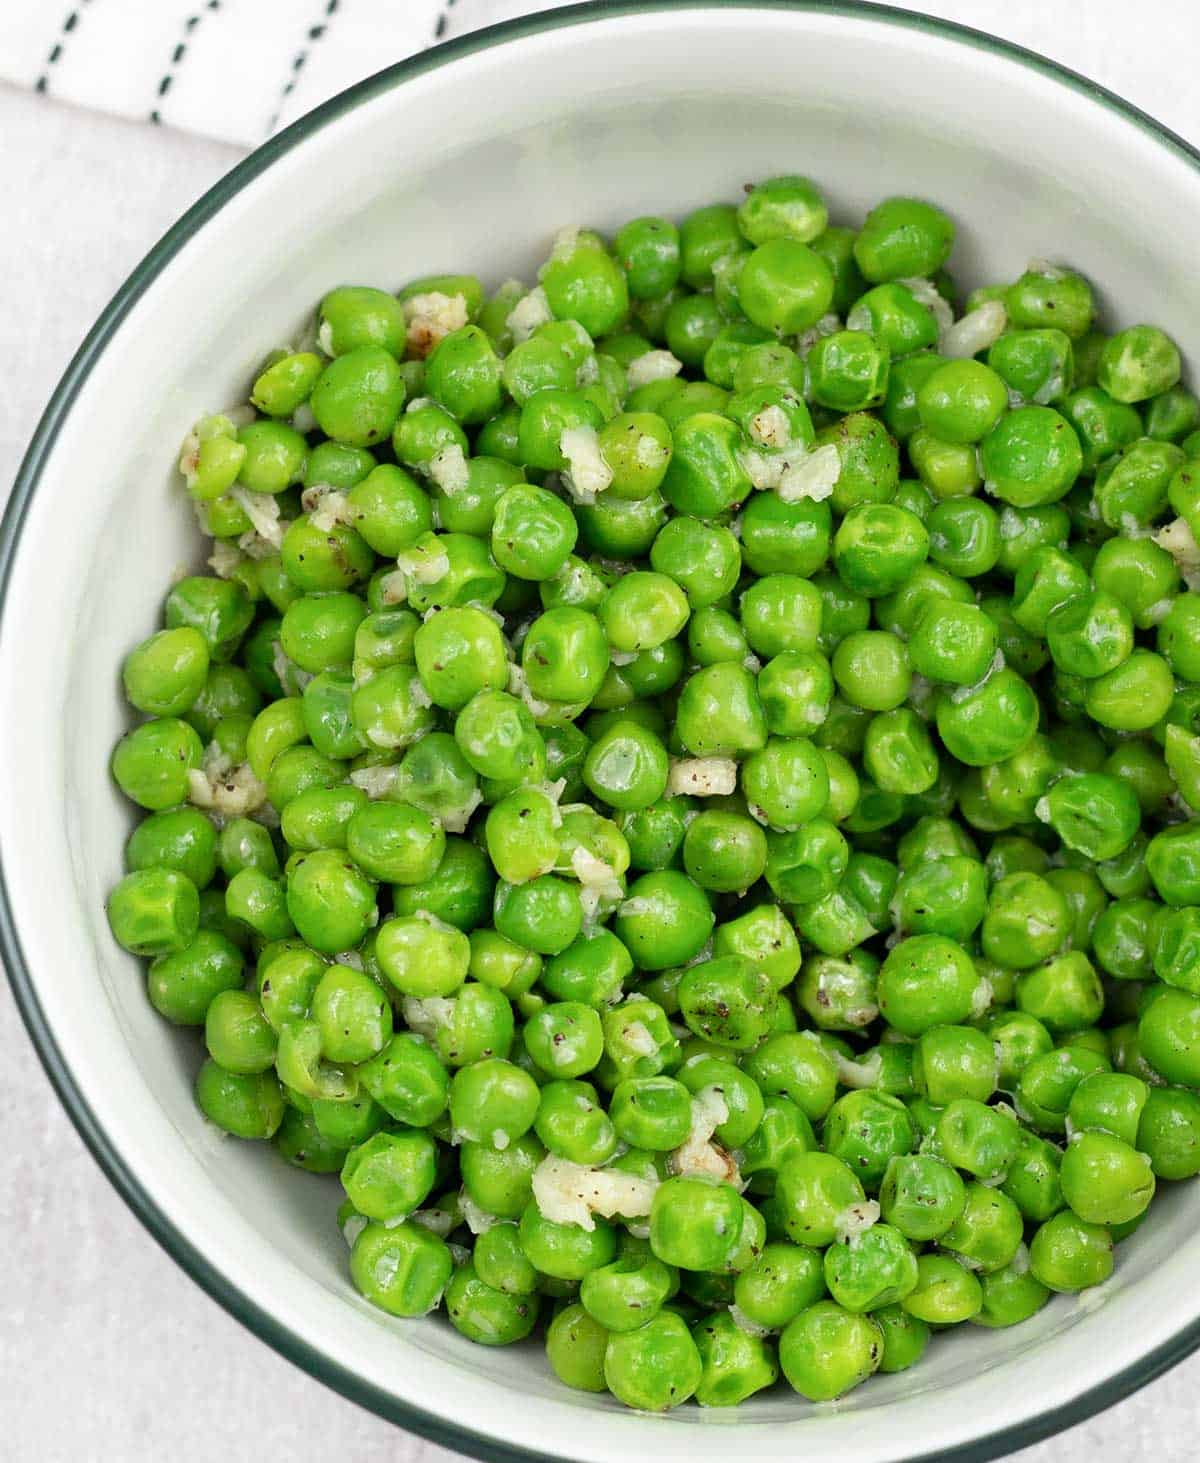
xmin=1017 ymin=1046 xmax=1110 ymax=1135
xmin=980 ymin=405 xmax=1083 ymax=507
xmin=988 ymin=327 xmax=1074 ymax=405
xmin=445 ymin=1260 xmax=539 ymax=1346
xmin=1001 ymin=1128 xmax=1064 ymax=1222
xmin=778 ymin=1300 xmax=883 ymax=1401
xmin=125 ymin=806 xmax=218 ymax=891
xmin=614 ymin=215 xmax=682 ymax=299
xmin=147 ymin=928 xmax=243 ymax=1024
xmin=877 ymin=934 xmax=984 ymax=1038
xmin=1005 ymin=267 xmax=1094 ymax=339
xmin=1061 ymin=385 xmax=1143 ymax=473
xmin=879 ymin=1153 xmax=966 ymax=1241
xmin=972 ymin=1259 xmax=1050 ymax=1329
xmin=195 ymin=1059 xmax=284 ymax=1139
xmin=1029 ymin=1212 xmax=1113 ymax=1293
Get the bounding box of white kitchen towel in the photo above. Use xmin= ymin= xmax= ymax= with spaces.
xmin=0 ymin=0 xmax=574 ymax=148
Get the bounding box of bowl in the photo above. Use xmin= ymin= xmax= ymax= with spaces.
xmin=6 ymin=3 xmax=1200 ymax=1459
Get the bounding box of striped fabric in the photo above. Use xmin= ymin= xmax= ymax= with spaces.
xmin=0 ymin=0 xmax=573 ymax=147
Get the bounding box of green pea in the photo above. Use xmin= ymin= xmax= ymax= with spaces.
xmin=988 ymin=327 xmax=1074 ymax=405
xmin=1029 ymin=1211 xmax=1113 ymax=1292
xmin=490 ymin=483 xmax=578 ymax=582
xmin=854 ymin=197 xmax=954 ymax=282
xmin=375 ymin=912 xmax=470 ymax=998
xmin=900 ymin=1253 xmax=982 ymax=1324
xmin=603 ymin=1309 xmax=702 ymax=1411
xmin=972 ymin=1258 xmax=1050 ymax=1329
xmin=545 ymin=1302 xmax=609 ymax=1393
xmin=1137 ymin=1087 xmax=1200 ymax=1179
xmin=979 ymin=405 xmax=1083 ymax=507
xmin=111 ymin=717 xmax=204 ymax=811
xmin=539 ymin=230 xmax=629 ymax=338
xmin=274 ymin=1106 xmax=349 ymax=1173
xmin=446 ymin=1260 xmax=540 ymax=1346
xmin=358 ymin=1032 xmax=449 ymax=1127
xmin=1098 ymin=324 xmax=1181 ymax=403
xmin=454 ymin=689 xmax=542 ymax=783
xmin=200 ymin=983 xmax=275 ymax=1076
xmin=195 ymin=1059 xmax=284 ymax=1139
xmin=778 ymin=1300 xmax=883 ymax=1401
xmin=341 ymin=1127 xmax=437 ymax=1221
xmin=124 ymin=808 xmax=217 ymax=894
xmin=996 ymin=1127 xmax=1062 ymax=1222
xmin=879 ymin=1153 xmax=967 ymax=1241
xmin=1005 ymin=267 xmax=1094 ymax=340
xmin=1018 ymin=1046 xmax=1111 ymax=1135
xmin=613 ymin=215 xmax=682 ymax=299
xmin=142 ymin=926 xmax=243 ymax=1031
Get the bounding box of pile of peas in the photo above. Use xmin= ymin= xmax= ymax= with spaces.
xmin=107 ymin=174 xmax=1200 ymax=1412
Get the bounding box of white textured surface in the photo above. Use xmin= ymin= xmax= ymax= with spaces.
xmin=4 ymin=2 xmax=1200 ymax=1459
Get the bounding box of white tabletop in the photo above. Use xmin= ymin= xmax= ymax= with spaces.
xmin=3 ymin=3 xmax=1200 ymax=1458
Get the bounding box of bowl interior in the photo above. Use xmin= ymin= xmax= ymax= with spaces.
xmin=5 ymin=6 xmax=1200 ymax=1461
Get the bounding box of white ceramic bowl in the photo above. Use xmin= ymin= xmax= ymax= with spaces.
xmin=7 ymin=4 xmax=1200 ymax=1459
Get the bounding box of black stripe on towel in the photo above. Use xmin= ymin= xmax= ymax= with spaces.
xmin=34 ymin=0 xmax=93 ymax=96
xmin=150 ymin=0 xmax=222 ymax=125
xmin=267 ymin=0 xmax=340 ymax=136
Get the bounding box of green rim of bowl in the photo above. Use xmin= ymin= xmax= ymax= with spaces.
xmin=4 ymin=3 xmax=1200 ymax=1458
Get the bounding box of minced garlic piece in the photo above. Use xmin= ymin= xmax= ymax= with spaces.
xmin=834 ymin=1050 xmax=884 ymax=1090
xmin=749 ymin=404 xmax=794 ymax=451
xmin=531 ymin=1155 xmax=659 ymax=1232
xmin=301 ymin=483 xmax=354 ymax=532
xmin=410 ymin=1207 xmax=458 ymax=1239
xmin=440 ymin=788 xmax=484 ymax=834
xmin=187 ymin=762 xmax=268 ymax=820
xmin=340 ymin=1212 xmax=368 ymax=1248
xmin=429 ymin=444 xmax=470 ymax=496
xmin=835 ymin=1200 xmax=881 ymax=1245
xmin=670 ymin=1088 xmax=740 ymax=1185
xmin=617 ymin=896 xmax=655 ymax=918
xmin=507 ymin=662 xmax=554 ymax=720
xmin=207 ymin=540 xmax=243 ymax=579
xmin=229 ymin=486 xmax=284 ymax=548
xmin=402 ymin=291 xmax=469 ymax=358
xmin=570 ymin=846 xmax=624 ymax=905
xmin=626 ymin=349 xmax=683 ymax=389
xmin=667 ymin=757 xmax=738 ymax=798
xmin=940 ymin=300 xmax=1008 ymax=359
xmin=560 ymin=425 xmax=613 ymax=504
xmin=505 ymin=286 xmax=553 ymax=344
xmin=401 ymin=996 xmax=456 ymax=1041
xmin=899 ymin=276 xmax=954 ymax=333
xmin=459 ymin=1191 xmax=501 ymax=1236
xmin=777 ymin=444 xmax=841 ymax=503
xmin=797 ymin=312 xmax=843 ymax=354
xmin=1154 ymin=517 xmax=1200 ymax=589
xmin=349 ymin=764 xmax=404 ymax=800
xmin=622 ymin=1020 xmax=658 ymax=1057
xmin=729 ymin=1304 xmax=773 ymax=1338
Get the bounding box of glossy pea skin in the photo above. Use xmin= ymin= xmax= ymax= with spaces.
xmin=739 ymin=239 xmax=834 ymax=334
xmin=917 ymin=359 xmax=1008 ymax=444
xmin=195 ymin=1060 xmax=284 ymax=1139
xmin=854 ymin=197 xmax=954 ymax=283
xmin=1029 ymin=1212 xmax=1113 ymax=1293
xmin=446 ymin=1260 xmax=540 ymax=1346
xmin=778 ymin=1301 xmax=883 ymax=1401
xmin=604 ymin=1309 xmax=702 ymax=1412
xmin=691 ymin=1310 xmax=780 ymax=1408
xmin=614 ymin=216 xmax=682 ymax=299
xmin=877 ymin=934 xmax=983 ymax=1037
